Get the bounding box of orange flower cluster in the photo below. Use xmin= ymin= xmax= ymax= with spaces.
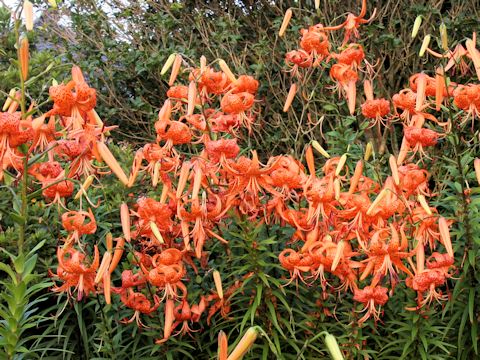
xmin=43 ymin=1 xmax=480 ymax=341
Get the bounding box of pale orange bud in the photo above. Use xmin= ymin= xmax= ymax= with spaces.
xmin=187 ymin=81 xmax=196 ymax=116
xmin=150 ymin=221 xmax=165 ymax=245
xmin=23 ymin=1 xmax=34 ymax=31
xmin=168 ymin=54 xmax=182 ymax=86
xmin=335 ymin=154 xmax=347 ymax=176
xmin=227 ymin=327 xmax=259 ymax=360
xmin=348 ymin=160 xmax=363 ymax=195
xmin=20 ymin=37 xmax=29 ymax=81
xmin=347 ymin=80 xmax=357 ymax=115
xmin=152 ymin=161 xmax=161 ymax=187
xmin=415 ymin=73 xmax=426 ymax=111
xmin=176 ymin=161 xmax=191 ymax=198
xmin=278 ymin=8 xmax=292 ymax=37
xmin=158 ymin=99 xmax=172 ymax=122
xmin=363 ymin=80 xmax=374 ymax=101
xmin=334 ymin=178 xmax=341 ymax=200
xmin=213 ymin=270 xmax=223 ymax=300
xmin=466 ymin=38 xmax=480 ymax=81
xmin=283 ymin=83 xmax=297 ymax=112
xmin=312 ymin=140 xmax=330 ymax=158
xmin=439 ymin=217 xmax=453 ymax=257
xmin=315 ymin=0 xmax=320 ymax=10
xmin=120 ymin=203 xmax=131 ymax=242
xmin=331 ymin=241 xmax=345 ymax=272
xmin=416 ymin=242 xmax=425 ymax=273
xmin=435 ymin=67 xmax=444 ymax=111
xmin=474 ymin=158 xmax=480 ymax=186
xmin=95 ymin=251 xmax=112 ymax=284
xmin=218 ymin=331 xmax=228 ymax=360
xmin=160 ymin=183 xmax=169 ymax=204
xmin=417 ymin=194 xmax=432 ymax=215
xmin=389 ymin=155 xmax=400 ymax=186
xmin=161 ymin=53 xmax=176 ymax=76
xmin=191 ymin=168 xmax=203 ymax=200
xmin=128 ymin=149 xmax=143 ymax=187
xmin=397 ymin=137 xmax=409 ymax=165
xmin=103 ymin=271 xmax=111 ymax=304
xmin=218 ymin=59 xmax=236 ymax=83
xmin=366 ymin=189 xmax=387 ymax=216
xmin=200 ymin=55 xmax=207 ymax=74
xmin=106 ymin=232 xmax=113 ymax=252
xmin=163 ymin=299 xmax=175 ymax=341
xmin=305 ymin=145 xmax=315 ymax=175
xmin=71 ymin=65 xmax=85 ymax=83
xmin=109 ymin=237 xmax=125 ymax=274
xmin=74 ymin=175 xmax=94 ymax=200
xmin=97 ymin=142 xmax=129 ymax=186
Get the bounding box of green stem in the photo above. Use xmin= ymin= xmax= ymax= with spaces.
xmin=14 ymin=19 xmax=29 ymax=253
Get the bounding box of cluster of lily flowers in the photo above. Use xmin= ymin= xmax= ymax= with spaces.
xmin=5 ymin=0 xmax=479 ymax=347
xmin=279 ymin=1 xmax=480 ymax=322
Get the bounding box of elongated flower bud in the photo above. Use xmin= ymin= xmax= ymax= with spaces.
xmin=331 ymin=241 xmax=344 ymax=272
xmin=474 ymin=158 xmax=480 ymax=186
xmin=150 ymin=221 xmax=165 ymax=244
xmin=415 ymin=73 xmax=426 ymax=111
xmin=419 ymin=35 xmax=431 ymax=57
xmin=120 ymin=203 xmax=131 ymax=242
xmin=109 ymin=237 xmax=125 ymax=274
xmin=283 ymin=83 xmax=297 ymax=112
xmin=168 ymin=54 xmax=182 ymax=86
xmin=97 ymin=142 xmax=129 ymax=186
xmin=187 ymin=80 xmax=196 ymax=116
xmin=20 ymin=37 xmax=29 ymax=81
xmin=363 ymin=79 xmax=374 ymax=101
xmin=411 ymin=16 xmax=422 ymax=39
xmin=3 ymin=88 xmax=16 ymax=111
xmin=227 ymin=327 xmax=259 ymax=360
xmin=315 ymin=0 xmax=320 ymax=10
xmin=366 ymin=189 xmax=387 ymax=216
xmin=23 ymin=1 xmax=33 ymax=31
xmin=439 ymin=217 xmax=453 ymax=257
xmin=364 ymin=142 xmax=373 ymax=161
xmin=279 ymin=8 xmax=292 ymax=37
xmin=213 ymin=270 xmax=223 ymax=300
xmin=305 ymin=145 xmax=315 ymax=175
xmin=324 ymin=333 xmax=344 ymax=360
xmin=219 ymin=59 xmax=236 ymax=82
xmin=106 ymin=232 xmax=113 ymax=252
xmin=466 ymin=38 xmax=480 ymax=81
xmin=161 ymin=53 xmax=176 ymax=76
xmin=103 ymin=271 xmax=111 ymax=304
xmin=348 ymin=160 xmax=363 ymax=195
xmin=439 ymin=23 xmax=448 ymax=51
xmin=312 ymin=140 xmax=330 ymax=158
xmin=200 ymin=55 xmax=207 ymax=74
xmin=218 ymin=331 xmax=228 ymax=360
xmin=74 ymin=175 xmax=94 ymax=200
xmin=417 ymin=194 xmax=432 ymax=215
xmin=334 ymin=178 xmax=341 ymax=201
xmin=335 ymin=154 xmax=347 ymax=176
xmin=389 ymin=155 xmax=400 ymax=186
xmin=95 ymin=251 xmax=112 ymax=284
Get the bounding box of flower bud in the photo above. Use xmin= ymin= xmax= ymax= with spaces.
xmin=419 ymin=34 xmax=431 ymax=57
xmin=324 ymin=333 xmax=344 ymax=360
xmin=411 ymin=16 xmax=422 ymax=39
